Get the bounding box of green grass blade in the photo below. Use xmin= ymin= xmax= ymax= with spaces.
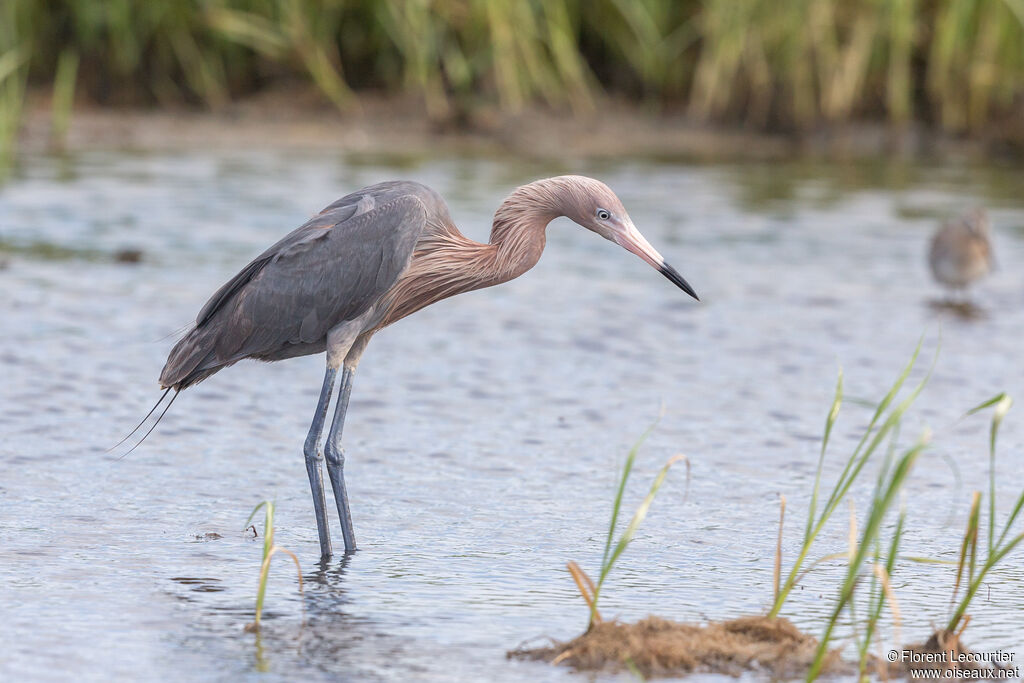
xmin=590 ymin=450 xmax=684 ymax=626
xmin=988 ymin=395 xmax=1012 ymax=553
xmin=772 ymin=345 xmax=929 ymax=619
xmin=995 ymin=490 xmax=1024 ymax=549
xmin=51 ymin=49 xmax=79 ymax=147
xmin=602 ymin=422 xmax=658 ymax=569
xmin=808 ymin=435 xmax=926 ymax=681
xmin=244 ymin=499 xmax=302 ymax=632
xmin=205 ymin=8 xmax=289 ymax=58
xmin=817 ymin=340 xmax=922 ymax=526
xmin=964 ymin=393 xmax=1010 ymax=417
xmin=949 ymin=491 xmax=981 ymax=622
xmin=947 ymin=530 xmax=1024 ymax=632
xmin=902 ymin=556 xmax=958 ymax=565
xmin=0 ymin=47 xmax=27 ymax=84
xmin=600 ymin=455 xmax=687 ymax=582
xmin=945 ymin=393 xmax=1021 ymax=632
xmin=805 ymin=368 xmax=843 ymax=544
xmin=245 ymin=500 xmax=273 ymax=559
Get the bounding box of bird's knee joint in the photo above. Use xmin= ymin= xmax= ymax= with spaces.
xmin=324 ymin=442 xmax=345 ymax=469
xmin=303 ymin=440 xmax=321 ymax=463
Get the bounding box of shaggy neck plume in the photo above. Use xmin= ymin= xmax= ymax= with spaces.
xmin=486 ymin=179 xmax=564 ymax=280
xmin=378 ymin=178 xmax=571 ymax=327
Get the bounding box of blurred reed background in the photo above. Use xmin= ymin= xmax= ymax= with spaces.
xmin=2 ymin=0 xmax=1024 ymax=167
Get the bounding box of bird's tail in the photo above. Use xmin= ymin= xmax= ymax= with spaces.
xmin=111 ymin=322 xmax=241 ymax=456
xmin=108 ymin=387 xmax=179 ymax=457
xmin=109 ymin=323 xmax=228 ymax=456
xmin=159 ymin=325 xmax=227 ymax=390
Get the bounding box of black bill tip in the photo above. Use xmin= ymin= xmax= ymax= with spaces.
xmin=659 ymin=263 xmax=699 ymax=301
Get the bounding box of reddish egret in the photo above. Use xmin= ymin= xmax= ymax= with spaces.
xmin=150 ymin=176 xmax=697 ymax=559
xmin=929 ymin=208 xmax=993 ymax=296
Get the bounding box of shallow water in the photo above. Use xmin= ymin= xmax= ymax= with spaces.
xmin=1 ymin=151 xmax=1023 ymax=682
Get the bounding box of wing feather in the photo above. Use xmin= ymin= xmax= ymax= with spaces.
xmin=220 ymin=195 xmax=426 ymax=358
xmin=196 ymin=192 xmax=372 ymax=327
xmin=164 ymin=192 xmax=427 ymax=386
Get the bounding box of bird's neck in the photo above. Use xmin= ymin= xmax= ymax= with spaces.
xmin=482 ymin=209 xmax=550 ymax=284
xmin=375 ymin=188 xmax=559 ymax=328
xmin=480 ymin=182 xmax=564 ymax=283
xmin=411 ymin=195 xmax=552 ymax=295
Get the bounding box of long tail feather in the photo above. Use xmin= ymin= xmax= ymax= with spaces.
xmin=108 ymin=388 xmax=171 ymax=452
xmin=118 ymin=390 xmax=180 ymax=460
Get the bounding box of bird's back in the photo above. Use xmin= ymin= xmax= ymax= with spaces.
xmin=160 ymin=181 xmax=443 ymax=389
xmin=929 ymin=212 xmax=993 ymax=288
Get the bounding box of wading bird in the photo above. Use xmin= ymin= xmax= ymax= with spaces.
xmin=147 ymin=176 xmax=698 ymax=559
xmin=929 ymin=208 xmax=993 ymax=298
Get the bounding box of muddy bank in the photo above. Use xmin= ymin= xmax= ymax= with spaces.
xmin=510 ymin=616 xmax=849 ymax=679
xmin=16 ymin=89 xmax=1024 ymax=162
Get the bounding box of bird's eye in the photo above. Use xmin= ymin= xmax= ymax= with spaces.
xmin=596 ymin=208 xmax=611 ymax=221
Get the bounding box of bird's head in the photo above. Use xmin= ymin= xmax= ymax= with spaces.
xmin=964 ymin=208 xmax=990 ymax=238
xmin=549 ymin=175 xmax=699 ymax=301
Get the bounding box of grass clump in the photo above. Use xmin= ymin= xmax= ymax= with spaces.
xmin=946 ymin=394 xmax=1022 ymax=634
xmin=516 ymin=347 xmax=963 ymax=680
xmin=510 ymin=427 xmax=853 ymax=678
xmin=900 ymin=393 xmax=1021 ymax=679
xmin=771 ymin=344 xmax=930 ymax=621
xmin=807 ymin=435 xmax=926 ymax=680
xmin=244 ymin=500 xmax=303 ymax=633
xmin=770 ymin=347 xmax=936 ymax=680
xmin=801 ymin=381 xmax=1023 ymax=681
xmin=514 ymin=615 xmax=845 ymax=680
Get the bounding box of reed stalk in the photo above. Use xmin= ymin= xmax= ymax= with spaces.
xmin=4 ymin=1 xmax=1024 ymax=173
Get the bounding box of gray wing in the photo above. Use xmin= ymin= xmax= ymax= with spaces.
xmin=210 ymin=194 xmax=426 ymax=359
xmin=163 ymin=191 xmax=427 ymax=387
xmin=197 ymin=182 xmax=426 ymax=327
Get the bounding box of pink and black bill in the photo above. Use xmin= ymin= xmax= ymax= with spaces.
xmin=659 ymin=262 xmax=699 ymax=301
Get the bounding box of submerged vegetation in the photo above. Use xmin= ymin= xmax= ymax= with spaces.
xmin=516 ymin=347 xmax=1023 ymax=680
xmin=3 ymin=0 xmax=1024 ymax=166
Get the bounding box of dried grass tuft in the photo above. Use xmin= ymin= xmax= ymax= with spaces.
xmin=510 ymin=615 xmax=848 ymax=679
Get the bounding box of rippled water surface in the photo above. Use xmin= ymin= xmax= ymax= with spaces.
xmin=2 ymin=151 xmax=1023 ymax=681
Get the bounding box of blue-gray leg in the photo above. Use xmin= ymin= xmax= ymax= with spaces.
xmin=325 ymin=366 xmax=356 ymax=553
xmin=304 ymin=366 xmax=338 ymax=559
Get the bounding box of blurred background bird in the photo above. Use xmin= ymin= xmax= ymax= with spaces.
xmin=929 ymin=208 xmax=994 ymax=300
